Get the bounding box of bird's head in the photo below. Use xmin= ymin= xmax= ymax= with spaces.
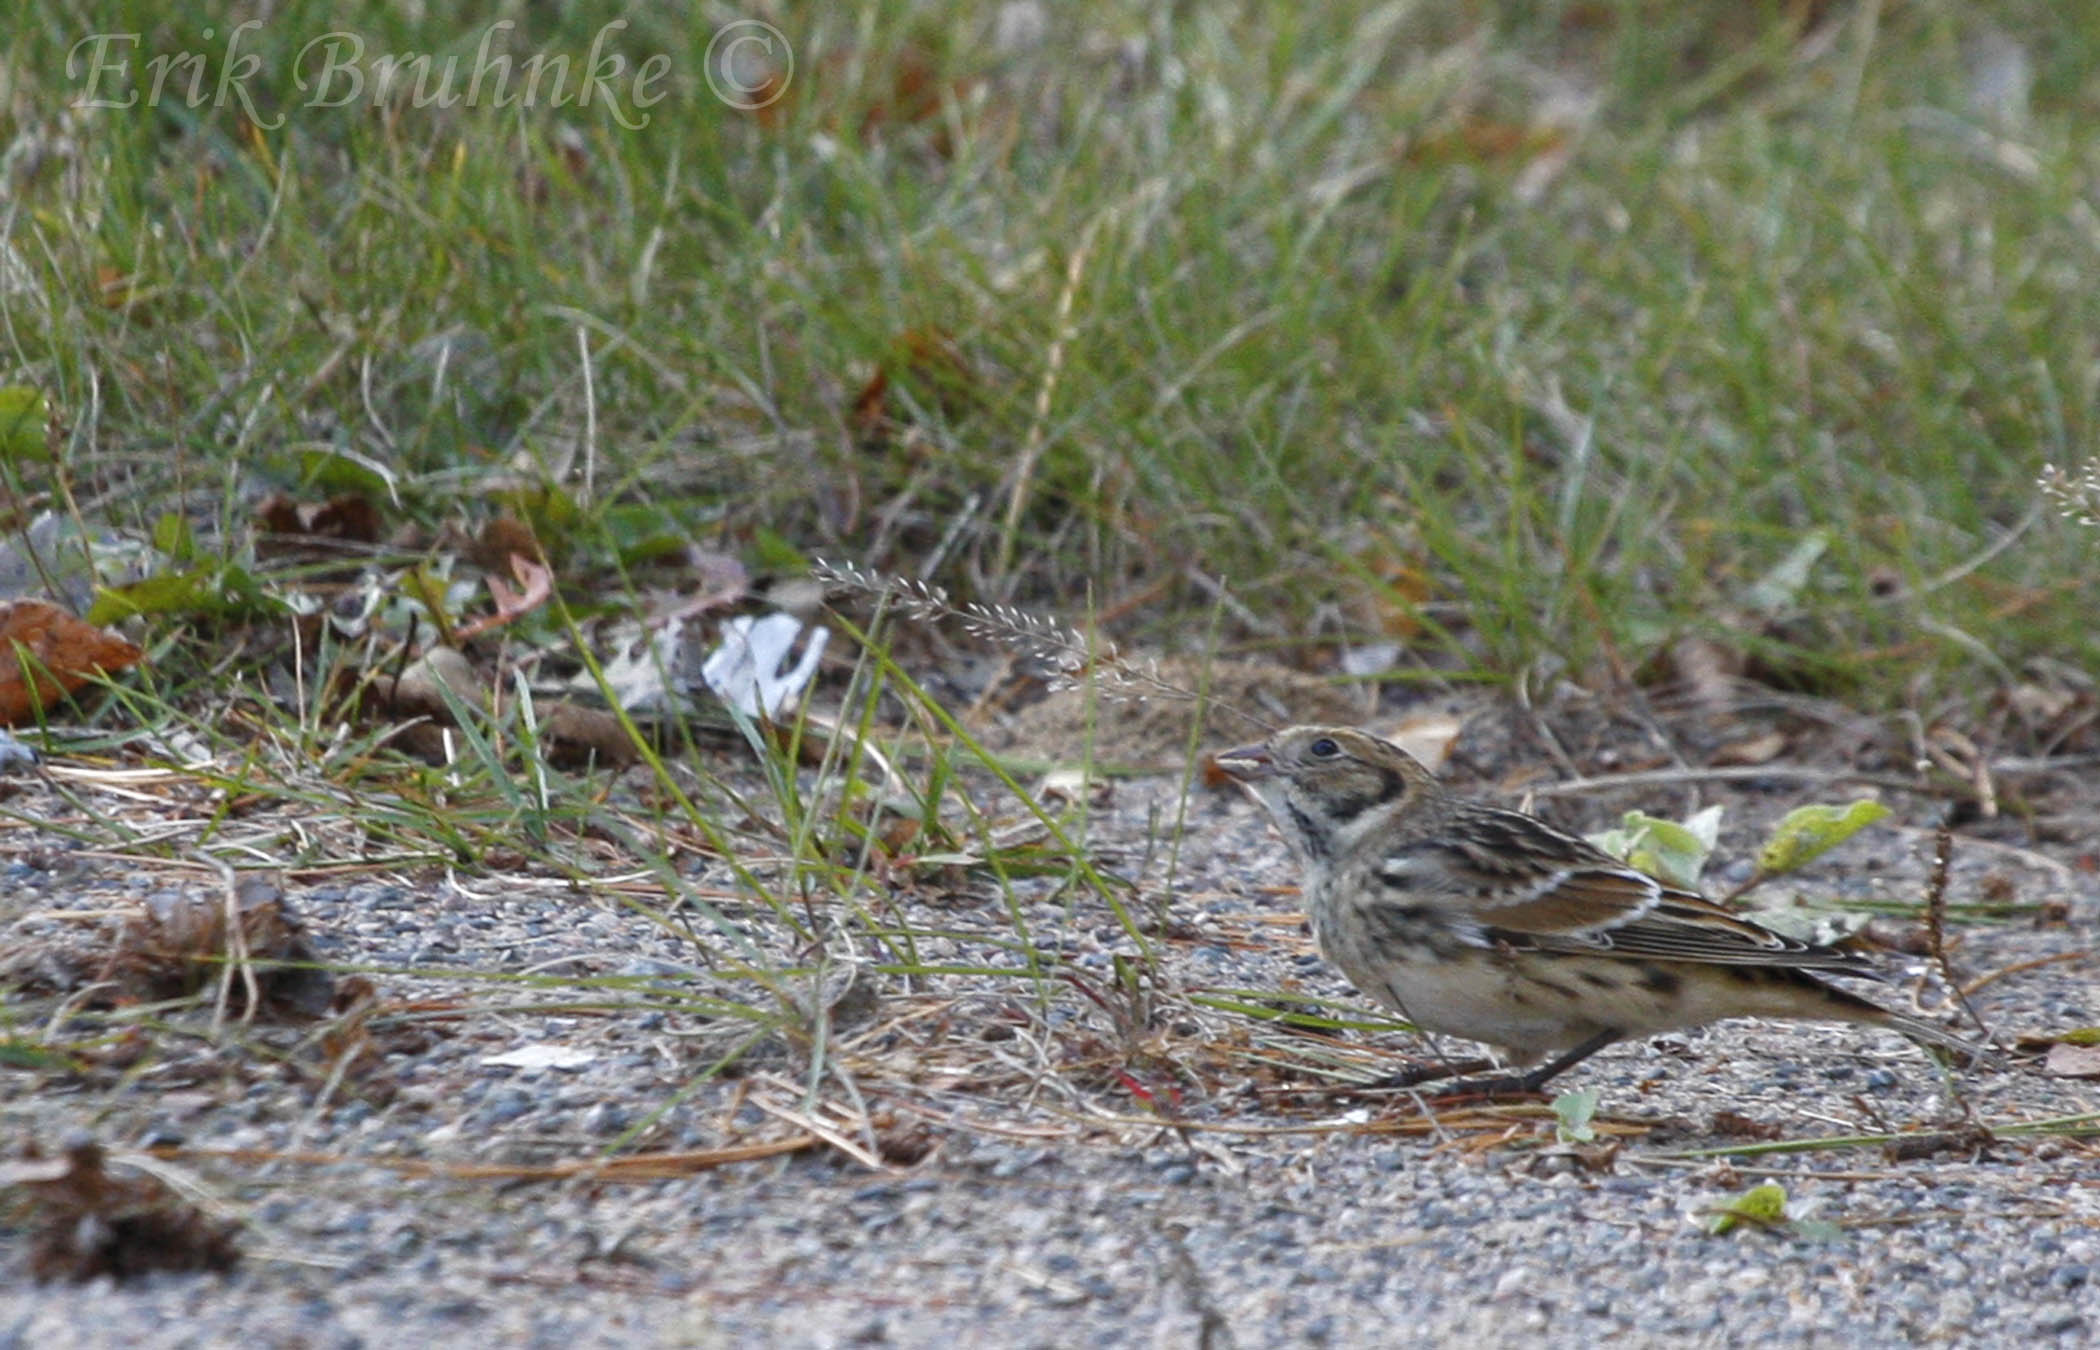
xmin=1214 ymin=725 xmax=1443 ymax=863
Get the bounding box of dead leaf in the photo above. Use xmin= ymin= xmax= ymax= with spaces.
xmin=1708 ymin=1110 xmax=1785 ymax=1140
xmin=107 ymin=874 xmax=335 ymax=1017
xmin=376 ymin=646 xmax=484 ymax=718
xmin=859 ymin=45 xmax=968 ymax=135
xmin=1402 ymin=119 xmax=1569 ymax=168
xmin=472 ymin=514 xmax=545 ymax=571
xmin=2005 ymin=681 xmax=2078 ymax=724
xmin=312 ymin=977 xmax=401 ymax=1105
xmin=1344 ymin=522 xmax=1434 ymax=643
xmin=539 ymin=700 xmax=642 ymax=769
xmin=1666 ymin=636 xmax=1745 ymax=709
xmin=849 ymin=365 xmax=890 ymax=441
xmin=255 ymin=492 xmax=381 ymax=557
xmin=662 ymin=549 xmax=750 ymax=621
xmin=1883 ymin=1125 xmax=1996 ymax=1162
xmin=2044 ymin=1042 xmax=2100 ymax=1079
xmin=481 ymin=1044 xmax=597 ymax=1071
xmin=1999 ymin=679 xmax=2095 ymax=752
xmin=0 ymin=600 xmax=144 ymax=725
xmin=1382 ymin=710 xmax=1463 ymax=772
xmin=1711 ymin=729 xmax=1787 ymax=767
xmin=2 ymin=1136 xmax=240 ymax=1282
xmin=360 ymin=647 xmax=486 ymax=763
xmin=454 ymin=554 xmax=554 ymax=640
xmin=700 ymin=613 xmax=829 ymax=719
xmin=94 ymin=265 xmax=161 ymax=320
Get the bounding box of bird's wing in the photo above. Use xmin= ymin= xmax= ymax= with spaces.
xmin=1376 ymin=808 xmax=1877 ymax=973
xmin=1546 ymin=890 xmax=1879 ymax=972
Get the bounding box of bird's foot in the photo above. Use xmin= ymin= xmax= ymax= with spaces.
xmin=1358 ymin=1056 xmax=1498 ymax=1091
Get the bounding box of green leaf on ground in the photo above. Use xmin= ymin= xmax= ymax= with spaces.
xmin=1756 ymin=800 xmax=1892 ymax=877
xmin=0 ymin=386 xmax=51 ymax=462
xmin=1587 ymin=806 xmax=1721 ymax=888
xmin=1707 ymin=1181 xmax=1789 ymax=1235
xmin=89 ymin=565 xmax=278 ymax=623
xmin=294 ymin=446 xmax=396 ymax=500
xmin=1552 ymin=1086 xmax=1600 ymax=1144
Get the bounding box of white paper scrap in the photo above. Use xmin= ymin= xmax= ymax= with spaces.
xmin=700 ymin=613 xmax=828 ymax=719
xmin=481 ymin=1044 xmax=598 ymax=1071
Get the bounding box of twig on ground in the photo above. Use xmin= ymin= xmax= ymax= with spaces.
xmin=1923 ymin=822 xmax=1996 ymax=1044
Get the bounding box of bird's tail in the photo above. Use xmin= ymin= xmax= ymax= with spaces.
xmin=1843 ymin=999 xmax=2005 ymax=1071
xmin=1814 ymin=974 xmax=2004 ymax=1071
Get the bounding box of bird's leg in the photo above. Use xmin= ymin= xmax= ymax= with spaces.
xmin=1362 ymin=1055 xmax=1499 ymax=1089
xmin=1353 ymin=1020 xmax=1497 ymax=1089
xmin=1509 ymin=1028 xmax=1622 ymax=1091
xmin=1400 ymin=1029 xmax=1623 ymax=1100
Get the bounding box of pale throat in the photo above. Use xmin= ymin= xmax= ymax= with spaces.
xmin=1262 ymin=780 xmax=1407 ymax=870
xmin=1326 ymin=791 xmax=1406 ymax=856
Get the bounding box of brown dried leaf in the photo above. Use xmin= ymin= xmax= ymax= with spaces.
xmin=1667 ymin=636 xmax=1744 ymax=709
xmin=2043 ymin=1042 xmax=2100 ymax=1079
xmin=3 ymin=1136 xmax=241 ymax=1282
xmin=107 ymin=875 xmax=335 ymax=1017
xmin=859 ymin=45 xmax=972 ymax=136
xmin=0 ymin=600 xmax=144 ymax=725
xmin=1402 ymin=119 xmax=1569 ymax=168
xmin=664 ymin=549 xmax=750 ymax=621
xmin=472 ymin=514 xmax=546 ymax=572
xmin=1708 ymin=1110 xmax=1785 ymax=1141
xmin=1883 ymin=1125 xmax=1996 ymax=1162
xmin=849 ymin=365 xmax=890 ymax=442
xmin=374 ymin=646 xmax=484 ymax=719
xmin=455 ymin=554 xmax=554 ymax=641
xmin=94 ymin=265 xmax=161 ymax=320
xmin=1710 ymin=729 xmax=1787 ymax=767
xmin=539 ymin=700 xmax=642 ymax=770
xmin=254 ymin=492 xmax=381 ymax=556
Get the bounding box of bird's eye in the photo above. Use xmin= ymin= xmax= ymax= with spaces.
xmin=1308 ymin=737 xmax=1340 ymax=759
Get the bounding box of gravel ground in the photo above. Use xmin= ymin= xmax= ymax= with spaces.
xmin=4 ymin=730 xmax=2098 ymax=1348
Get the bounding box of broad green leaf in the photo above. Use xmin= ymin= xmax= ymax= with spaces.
xmin=151 ymin=512 xmax=195 ymax=560
xmin=1587 ymin=806 xmax=1721 ymax=888
xmin=600 ymin=501 xmax=719 ymax=567
xmin=1756 ymin=800 xmax=1893 ymax=877
xmin=1552 ymin=1086 xmax=1599 ymax=1143
xmin=0 ymin=386 xmax=51 ymax=462
xmin=751 ymin=526 xmax=809 ymax=572
xmin=0 ymin=1037 xmax=77 ymax=1071
xmin=1707 ymin=1181 xmax=1788 ymax=1235
xmin=1741 ymin=528 xmax=1829 ymax=613
xmin=88 ymin=564 xmax=277 ymax=623
xmin=613 ymin=532 xmax=693 ymax=568
xmin=295 ymin=446 xmax=396 ymax=500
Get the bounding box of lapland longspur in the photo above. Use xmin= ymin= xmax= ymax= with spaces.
xmin=1216 ymin=726 xmax=1996 ymax=1094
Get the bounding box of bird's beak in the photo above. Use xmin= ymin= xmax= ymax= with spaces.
xmin=1212 ymin=743 xmax=1274 ymax=782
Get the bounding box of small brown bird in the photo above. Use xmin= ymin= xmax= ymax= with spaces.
xmin=1216 ymin=725 xmax=1995 ymax=1094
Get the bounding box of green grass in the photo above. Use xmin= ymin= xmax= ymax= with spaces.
xmin=2 ymin=1 xmax=2094 ymax=1146
xmin=7 ymin=0 xmax=2096 ymax=691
